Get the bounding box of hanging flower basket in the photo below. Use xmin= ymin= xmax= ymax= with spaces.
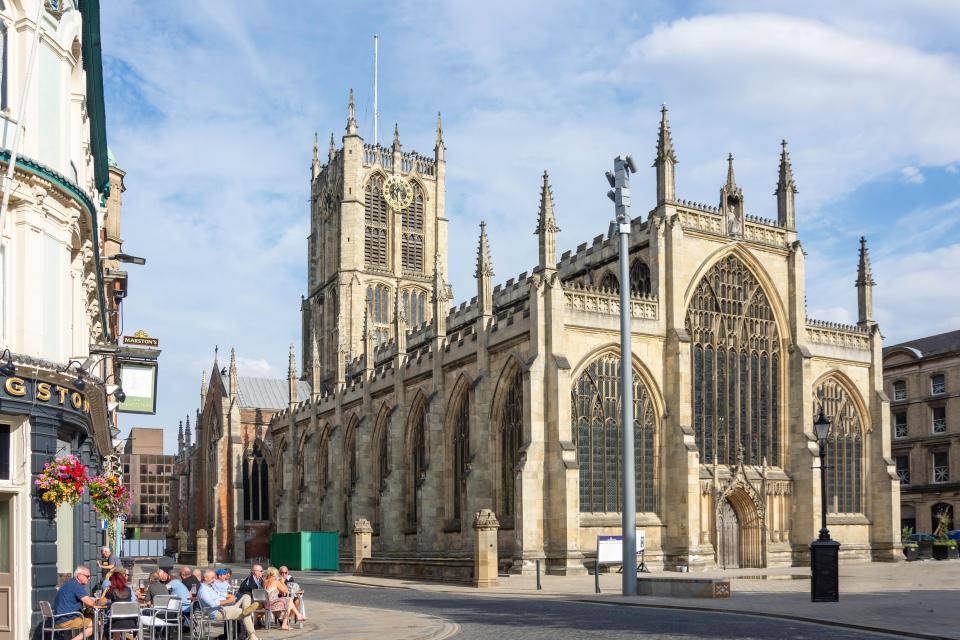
xmin=36 ymin=455 xmax=89 ymax=507
xmin=88 ymin=474 xmax=131 ymax=520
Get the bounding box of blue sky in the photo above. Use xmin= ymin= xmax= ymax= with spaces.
xmin=100 ymin=1 xmax=960 ymax=452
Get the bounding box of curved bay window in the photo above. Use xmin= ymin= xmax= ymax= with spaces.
xmin=572 ymin=354 xmax=657 ymax=513
xmin=498 ymin=369 xmax=523 ymax=519
xmin=406 ymin=401 xmax=427 ymax=529
xmin=364 ymin=174 xmax=389 ymax=269
xmin=366 ymin=284 xmax=392 ymax=348
xmin=686 ymin=255 xmax=781 ymax=467
xmin=401 ymin=184 xmax=425 ymax=273
xmin=451 ymin=388 xmax=470 ymax=522
xmin=814 ymin=378 xmax=863 ymax=514
xmin=403 ymin=288 xmax=427 ymax=327
xmin=630 ymin=259 xmax=652 ymax=296
xmin=242 ymin=445 xmax=270 ymax=521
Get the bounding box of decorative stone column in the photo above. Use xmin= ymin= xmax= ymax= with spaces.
xmin=352 ymin=518 xmax=373 ymax=574
xmin=196 ymin=529 xmax=209 ymax=567
xmin=473 ymin=509 xmax=500 ymax=588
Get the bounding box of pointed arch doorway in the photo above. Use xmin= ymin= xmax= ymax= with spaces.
xmin=716 ymin=487 xmax=765 ymax=569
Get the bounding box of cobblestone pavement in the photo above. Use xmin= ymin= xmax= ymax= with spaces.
xmin=297 ymin=575 xmax=902 ymax=639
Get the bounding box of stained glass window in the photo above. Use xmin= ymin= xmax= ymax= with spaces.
xmin=629 ymin=259 xmax=652 ymax=296
xmin=499 ymin=369 xmax=523 ymax=517
xmin=366 ymin=284 xmax=392 ymax=348
xmin=686 ymin=255 xmax=781 ymax=466
xmin=407 ymin=402 xmax=427 ymax=528
xmin=571 ymin=354 xmax=657 ymax=513
xmin=452 ymin=389 xmax=470 ymax=521
xmin=813 ymin=378 xmax=864 ymax=514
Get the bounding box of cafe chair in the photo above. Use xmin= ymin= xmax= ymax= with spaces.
xmin=38 ymin=601 xmax=81 ymax=640
xmin=141 ymin=596 xmax=182 ymax=640
xmin=108 ymin=601 xmax=143 ymax=640
xmin=250 ymin=589 xmax=272 ymax=630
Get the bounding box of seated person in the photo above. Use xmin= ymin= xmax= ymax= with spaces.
xmin=263 ymin=567 xmax=306 ymax=630
xmin=98 ymin=571 xmax=137 ymax=640
xmin=179 ymin=566 xmax=200 ymax=594
xmin=146 ymin=570 xmax=170 ymax=603
xmin=166 ymin=572 xmax=193 ymax=616
xmin=237 ymin=564 xmax=264 ymax=598
xmin=197 ymin=569 xmax=260 ymax=640
xmin=213 ymin=568 xmax=234 ymax=601
xmin=52 ymin=566 xmax=97 ymax=640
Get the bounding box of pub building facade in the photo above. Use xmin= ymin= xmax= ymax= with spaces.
xmin=0 ymin=1 xmax=124 ymax=638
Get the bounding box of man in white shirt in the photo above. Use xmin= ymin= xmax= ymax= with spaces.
xmin=197 ymin=569 xmax=259 ymax=640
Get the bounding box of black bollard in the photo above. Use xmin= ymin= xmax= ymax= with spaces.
xmin=536 ymin=559 xmax=542 ymax=590
xmin=595 ymin=562 xmax=601 ymax=594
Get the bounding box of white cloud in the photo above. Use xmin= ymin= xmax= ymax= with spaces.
xmin=946 ymin=164 xmax=959 ymax=174
xmin=235 ymin=357 xmax=276 ymax=377
xmin=901 ymin=166 xmax=925 ymax=184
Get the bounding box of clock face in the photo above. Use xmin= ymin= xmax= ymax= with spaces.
xmin=382 ymin=175 xmax=414 ymax=210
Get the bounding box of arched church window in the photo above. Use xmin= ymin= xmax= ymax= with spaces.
xmin=243 ymin=445 xmax=270 ymax=521
xmin=344 ymin=418 xmax=358 ymax=496
xmin=401 ymin=185 xmax=425 ymax=273
xmin=403 ymin=288 xmax=427 ymax=327
xmin=451 ymin=387 xmax=470 ymax=522
xmin=406 ymin=401 xmax=427 ymax=528
xmin=373 ymin=410 xmax=391 ymax=532
xmin=629 ymin=259 xmax=652 ymax=296
xmin=366 ymin=284 xmax=392 ymax=348
xmin=364 ymin=174 xmax=389 ymax=269
xmin=572 ymin=354 xmax=657 ymax=513
xmin=318 ymin=433 xmax=330 ymax=504
xmin=686 ymin=255 xmax=781 ymax=466
xmin=599 ymin=272 xmax=619 ymax=293
xmin=498 ymin=369 xmax=523 ymax=518
xmin=813 ymin=378 xmax=863 ymax=514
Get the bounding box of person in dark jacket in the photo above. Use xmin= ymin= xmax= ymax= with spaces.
xmin=237 ymin=564 xmax=264 ymax=598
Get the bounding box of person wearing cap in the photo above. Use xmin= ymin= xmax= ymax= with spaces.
xmin=213 ymin=568 xmax=234 ymax=601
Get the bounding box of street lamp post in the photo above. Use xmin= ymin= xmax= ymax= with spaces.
xmin=606 ymin=155 xmax=637 ymax=596
xmin=810 ymin=407 xmax=840 ymax=602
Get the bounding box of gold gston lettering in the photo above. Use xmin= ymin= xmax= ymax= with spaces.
xmin=70 ymin=392 xmax=83 ymax=410
xmin=57 ymin=386 xmax=69 ymax=405
xmin=36 ymin=382 xmax=52 ymax=401
xmin=4 ymin=377 xmax=25 ymax=397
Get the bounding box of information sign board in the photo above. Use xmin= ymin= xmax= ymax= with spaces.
xmin=596 ymin=530 xmax=646 ymax=565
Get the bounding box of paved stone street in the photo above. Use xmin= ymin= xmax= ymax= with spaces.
xmin=295 ymin=577 xmax=895 ymax=639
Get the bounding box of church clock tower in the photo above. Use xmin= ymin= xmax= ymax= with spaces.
xmin=302 ymin=90 xmax=448 ymax=392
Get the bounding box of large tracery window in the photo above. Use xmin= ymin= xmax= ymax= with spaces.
xmin=572 ymin=354 xmax=657 ymax=513
xmin=242 ymin=445 xmax=270 ymax=521
xmin=814 ymin=378 xmax=864 ymax=514
xmin=364 ymin=174 xmax=389 ymax=269
xmin=451 ymin=388 xmax=470 ymax=522
xmin=401 ymin=185 xmax=425 ymax=273
xmin=630 ymin=259 xmax=652 ymax=296
xmin=498 ymin=369 xmax=523 ymax=518
xmin=344 ymin=419 xmax=358 ymax=496
xmin=402 ymin=288 xmax=427 ymax=327
xmin=373 ymin=411 xmax=391 ymax=531
xmin=406 ymin=401 xmax=427 ymax=529
xmin=687 ymin=255 xmax=781 ymax=467
xmin=366 ymin=284 xmax=392 ymax=348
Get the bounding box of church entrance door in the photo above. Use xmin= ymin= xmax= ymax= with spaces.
xmin=719 ymin=499 xmax=740 ymax=569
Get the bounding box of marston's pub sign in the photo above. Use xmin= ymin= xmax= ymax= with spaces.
xmin=122 ymin=329 xmax=159 ymax=347
xmin=1 ymin=375 xmax=91 ymax=415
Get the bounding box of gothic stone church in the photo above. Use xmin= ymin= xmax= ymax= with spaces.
xmin=264 ymin=95 xmax=899 ymax=574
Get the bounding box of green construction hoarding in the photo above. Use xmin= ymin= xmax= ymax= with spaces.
xmin=269 ymin=532 xmax=339 ymax=571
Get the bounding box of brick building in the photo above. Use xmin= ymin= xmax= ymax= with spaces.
xmin=169 ymin=349 xmax=308 ymax=562
xmin=885 ymin=330 xmax=960 ymax=535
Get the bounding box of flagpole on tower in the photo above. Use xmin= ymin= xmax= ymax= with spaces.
xmin=373 ymin=34 xmax=379 ymax=146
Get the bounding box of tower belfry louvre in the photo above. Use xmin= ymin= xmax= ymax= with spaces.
xmin=270 ymin=100 xmax=898 ymax=577
xmin=303 ymin=91 xmax=448 ymax=388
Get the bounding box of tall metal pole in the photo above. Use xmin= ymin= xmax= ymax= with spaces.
xmin=373 ymin=34 xmax=379 ymax=146
xmin=607 ymin=155 xmax=637 ymax=596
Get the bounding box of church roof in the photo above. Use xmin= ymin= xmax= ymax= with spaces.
xmin=236 ymin=376 xmax=310 ymax=410
xmin=884 ymin=329 xmax=960 ymax=359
